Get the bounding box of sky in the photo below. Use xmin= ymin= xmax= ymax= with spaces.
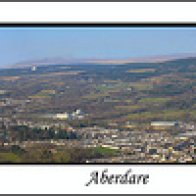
xmin=0 ymin=27 xmax=196 ymax=67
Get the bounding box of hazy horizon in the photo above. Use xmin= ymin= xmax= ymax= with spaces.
xmin=1 ymin=27 xmax=196 ymax=67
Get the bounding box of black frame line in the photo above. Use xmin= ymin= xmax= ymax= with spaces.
xmin=0 ymin=22 xmax=195 ymax=165
xmin=13 ymin=0 xmax=196 ymax=1
xmin=1 ymin=22 xmax=196 ymax=27
xmin=0 ymin=0 xmax=196 ymax=2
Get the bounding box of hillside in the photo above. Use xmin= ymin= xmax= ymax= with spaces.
xmin=0 ymin=57 xmax=195 ymax=125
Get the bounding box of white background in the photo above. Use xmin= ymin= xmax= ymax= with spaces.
xmin=0 ymin=165 xmax=195 ymax=194
xmin=0 ymin=2 xmax=196 ymax=22
xmin=0 ymin=2 xmax=196 ymax=194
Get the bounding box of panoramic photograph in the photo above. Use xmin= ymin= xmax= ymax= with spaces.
xmin=0 ymin=26 xmax=195 ymax=163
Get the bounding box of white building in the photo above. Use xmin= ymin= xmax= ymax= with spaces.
xmin=151 ymin=121 xmax=178 ymax=129
xmin=31 ymin=65 xmax=37 ymax=72
xmin=55 ymin=113 xmax=69 ymax=120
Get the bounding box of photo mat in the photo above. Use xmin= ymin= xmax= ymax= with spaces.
xmin=0 ymin=23 xmax=195 ymax=164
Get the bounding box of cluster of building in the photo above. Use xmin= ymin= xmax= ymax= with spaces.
xmin=77 ymin=122 xmax=196 ymax=163
xmin=41 ymin=109 xmax=86 ymax=120
xmin=0 ymin=108 xmax=195 ymax=163
xmin=53 ymin=109 xmax=85 ymax=120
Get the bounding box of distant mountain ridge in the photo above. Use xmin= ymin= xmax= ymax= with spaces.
xmin=4 ymin=57 xmax=80 ymax=69
xmin=2 ymin=53 xmax=196 ymax=69
xmin=86 ymin=53 xmax=196 ymax=64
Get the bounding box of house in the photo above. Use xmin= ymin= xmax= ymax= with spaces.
xmin=150 ymin=121 xmax=178 ymax=130
xmin=54 ymin=113 xmax=69 ymax=120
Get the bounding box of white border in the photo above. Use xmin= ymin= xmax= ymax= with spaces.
xmin=0 ymin=165 xmax=195 ymax=194
xmin=0 ymin=2 xmax=196 ymax=22
xmin=0 ymin=2 xmax=195 ymax=194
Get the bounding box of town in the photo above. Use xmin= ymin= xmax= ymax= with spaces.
xmin=0 ymin=113 xmax=195 ymax=163
xmin=0 ymin=56 xmax=195 ymax=163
